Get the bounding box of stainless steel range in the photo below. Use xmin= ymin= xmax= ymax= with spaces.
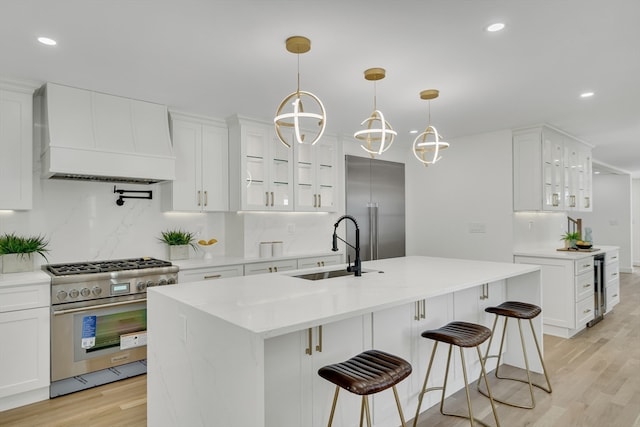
xmin=46 ymin=257 xmax=178 ymax=397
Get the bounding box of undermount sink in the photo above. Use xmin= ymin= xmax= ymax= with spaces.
xmin=292 ymin=268 xmax=378 ymax=281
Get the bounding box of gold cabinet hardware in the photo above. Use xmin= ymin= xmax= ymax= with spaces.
xmin=315 ymin=325 xmax=323 ymax=352
xmin=305 ymin=328 xmax=313 ymax=355
xmin=204 ymin=274 xmax=222 ymax=280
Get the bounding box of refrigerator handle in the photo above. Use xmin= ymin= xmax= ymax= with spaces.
xmin=368 ymin=205 xmax=374 ymax=260
xmin=373 ymin=204 xmax=379 ymax=259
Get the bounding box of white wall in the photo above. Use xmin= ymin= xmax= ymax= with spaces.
xmin=579 ymin=173 xmax=633 ymax=271
xmin=405 ymin=129 xmax=514 ymax=262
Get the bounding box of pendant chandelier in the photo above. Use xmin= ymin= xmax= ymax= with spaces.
xmin=274 ymin=36 xmax=326 ymax=148
xmin=353 ymin=68 xmax=396 ymax=157
xmin=412 ymin=89 xmax=449 ymax=166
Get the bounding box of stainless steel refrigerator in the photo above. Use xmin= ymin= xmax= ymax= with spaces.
xmin=345 ymin=155 xmax=405 ymax=261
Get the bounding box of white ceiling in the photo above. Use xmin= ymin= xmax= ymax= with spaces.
xmin=2 ymin=1 xmax=639 ymax=176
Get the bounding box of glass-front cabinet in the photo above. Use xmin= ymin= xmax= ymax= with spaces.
xmin=294 ymin=135 xmax=337 ymax=212
xmin=228 ymin=115 xmax=293 ymax=211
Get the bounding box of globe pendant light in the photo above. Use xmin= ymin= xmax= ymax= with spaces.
xmin=354 ymin=68 xmax=397 ymax=157
xmin=412 ymin=89 xmax=449 ymax=166
xmin=274 ymin=36 xmax=326 ymax=148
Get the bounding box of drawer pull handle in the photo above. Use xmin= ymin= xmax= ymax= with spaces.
xmin=612 ymin=294 xmax=618 ymax=298
xmin=613 ymin=272 xmax=618 ymax=276
xmin=203 ymin=274 xmax=222 ymax=280
xmin=583 ymin=283 xmax=591 ymax=288
xmin=583 ymin=308 xmax=591 ymax=314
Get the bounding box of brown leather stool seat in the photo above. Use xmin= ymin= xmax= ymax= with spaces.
xmin=413 ymin=321 xmax=500 ymax=427
xmin=318 ymin=349 xmax=412 ymax=427
xmin=477 ymin=301 xmax=552 ymax=410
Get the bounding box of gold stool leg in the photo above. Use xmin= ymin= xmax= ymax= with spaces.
xmin=413 ymin=341 xmax=443 ymax=427
xmin=392 ymin=385 xmax=407 ymax=427
xmin=363 ymin=395 xmax=372 ymax=427
xmin=528 ymin=319 xmax=553 ymax=393
xmin=327 ymin=385 xmax=340 ymax=427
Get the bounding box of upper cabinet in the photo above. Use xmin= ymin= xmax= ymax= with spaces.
xmin=227 ymin=115 xmax=294 ymax=211
xmin=293 ymin=135 xmax=337 ymax=212
xmin=0 ymin=81 xmax=35 ymax=210
xmin=513 ymin=125 xmax=592 ymax=212
xmin=162 ymin=112 xmax=228 ymax=212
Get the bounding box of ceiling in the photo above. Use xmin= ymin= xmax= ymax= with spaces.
xmin=2 ymin=1 xmax=639 ymax=177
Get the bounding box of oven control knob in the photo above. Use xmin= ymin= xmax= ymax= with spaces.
xmin=80 ymin=288 xmax=91 ymax=297
xmin=146 ymin=280 xmax=155 ymax=288
xmin=159 ymin=279 xmax=168 ymax=286
xmin=137 ymin=281 xmax=146 ymax=291
xmin=56 ymin=290 xmax=68 ymax=301
xmin=92 ymin=286 xmax=102 ymax=296
xmin=167 ymin=277 xmax=176 ymax=285
xmin=69 ymin=289 xmax=79 ymax=298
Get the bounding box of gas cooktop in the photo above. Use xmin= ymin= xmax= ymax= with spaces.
xmin=46 ymin=257 xmax=173 ymax=276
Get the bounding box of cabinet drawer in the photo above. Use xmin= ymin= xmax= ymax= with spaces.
xmin=178 ymin=265 xmax=243 ymax=283
xmin=575 ymin=272 xmax=594 ymax=302
xmin=605 ymin=262 xmax=619 ymax=283
xmin=0 ymin=284 xmax=50 ymax=313
xmin=575 ymin=257 xmax=593 ymax=275
xmin=244 ymin=259 xmax=298 ymax=276
xmin=606 ymin=250 xmax=619 ymax=265
xmin=606 ymin=280 xmax=620 ymax=311
xmin=297 ymin=255 xmax=342 ymax=270
xmin=575 ymin=296 xmax=594 ymax=329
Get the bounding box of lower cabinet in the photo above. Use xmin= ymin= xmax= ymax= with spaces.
xmin=264 ymin=315 xmax=367 ymax=427
xmin=0 ymin=280 xmax=50 ymax=411
xmin=515 ymin=255 xmax=594 ymax=338
xmin=371 ymin=294 xmax=453 ymax=425
xmin=244 ymin=259 xmax=298 ymax=275
xmin=178 ymin=264 xmax=243 ymax=283
xmin=605 ymin=250 xmax=620 ymax=312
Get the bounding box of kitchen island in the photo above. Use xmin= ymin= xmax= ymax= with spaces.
xmin=147 ymin=255 xmax=541 ymax=427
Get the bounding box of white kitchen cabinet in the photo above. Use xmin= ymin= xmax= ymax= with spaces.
xmin=297 ymin=254 xmax=342 ymax=269
xmin=370 ymin=294 xmax=453 ymax=426
xmin=293 ymin=135 xmax=338 ymax=212
xmin=515 ymin=255 xmax=594 ymax=338
xmin=228 ymin=115 xmax=293 ymax=211
xmin=178 ymin=264 xmax=243 ymax=283
xmin=0 ymin=82 xmax=34 ymax=210
xmin=513 ymin=125 xmax=592 ymax=212
xmin=244 ymin=259 xmax=298 ymax=275
xmin=162 ymin=112 xmax=228 ymax=211
xmin=0 ymin=279 xmax=50 ymax=411
xmin=265 ymin=315 xmax=367 ymax=427
xmin=605 ymin=250 xmax=620 ymax=311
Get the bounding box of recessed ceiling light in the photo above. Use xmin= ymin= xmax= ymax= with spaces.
xmin=37 ymin=37 xmax=57 ymax=46
xmin=409 ymin=130 xmax=418 ymax=134
xmin=486 ymin=23 xmax=505 ymax=32
xmin=580 ymin=92 xmax=594 ymax=98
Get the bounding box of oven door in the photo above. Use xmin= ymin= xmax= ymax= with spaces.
xmin=51 ymin=294 xmax=147 ymax=381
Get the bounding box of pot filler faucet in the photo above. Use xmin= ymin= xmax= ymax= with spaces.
xmin=332 ymin=215 xmax=362 ymax=277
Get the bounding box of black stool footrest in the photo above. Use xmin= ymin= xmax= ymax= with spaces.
xmin=318 ymin=349 xmax=412 ymax=396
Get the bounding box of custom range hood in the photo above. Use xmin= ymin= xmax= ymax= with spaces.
xmin=36 ymin=82 xmax=175 ymax=184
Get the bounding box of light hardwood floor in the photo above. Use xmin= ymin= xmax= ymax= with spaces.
xmin=1 ymin=272 xmax=639 ymax=427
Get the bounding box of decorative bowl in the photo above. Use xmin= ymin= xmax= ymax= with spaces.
xmin=576 ymin=243 xmax=593 ymax=249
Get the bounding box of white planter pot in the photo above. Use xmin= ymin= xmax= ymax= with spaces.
xmin=1 ymin=253 xmax=34 ymax=273
xmin=168 ymin=245 xmax=190 ymax=260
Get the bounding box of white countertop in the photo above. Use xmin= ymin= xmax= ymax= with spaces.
xmin=513 ymin=245 xmax=619 ymax=260
xmin=149 ymin=255 xmax=539 ymax=339
xmin=0 ymin=270 xmax=50 ymax=288
xmin=172 ymin=250 xmax=343 ymax=270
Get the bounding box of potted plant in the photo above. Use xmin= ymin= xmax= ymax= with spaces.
xmin=0 ymin=233 xmax=50 ymax=273
xmin=560 ymin=231 xmax=581 ymax=249
xmin=158 ymin=229 xmax=197 ymax=260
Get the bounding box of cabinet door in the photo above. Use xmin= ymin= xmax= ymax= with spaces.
xmin=315 ymin=137 xmax=337 ymax=212
xmin=168 ymin=119 xmax=202 ymax=211
xmin=201 ymin=125 xmax=229 ymax=211
xmin=578 ymin=145 xmax=592 ymax=211
xmin=265 ymin=316 xmax=366 ymax=427
xmin=294 ymin=137 xmax=337 ymax=212
xmin=542 ymin=128 xmax=564 ymax=211
xmin=0 ymin=307 xmax=49 ymax=399
xmin=178 ymin=265 xmax=243 ymax=283
xmin=0 ymin=89 xmax=32 ymax=210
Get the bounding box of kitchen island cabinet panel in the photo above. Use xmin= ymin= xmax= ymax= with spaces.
xmin=178 ymin=264 xmax=243 ymax=283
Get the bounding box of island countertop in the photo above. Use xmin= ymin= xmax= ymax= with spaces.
xmin=148 ymin=255 xmax=540 ymax=339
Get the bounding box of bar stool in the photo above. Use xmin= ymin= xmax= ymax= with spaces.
xmin=318 ymin=349 xmax=412 ymax=427
xmin=413 ymin=321 xmax=500 ymax=427
xmin=476 ymin=301 xmax=552 ymax=409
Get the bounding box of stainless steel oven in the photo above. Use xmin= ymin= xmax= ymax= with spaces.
xmin=46 ymin=258 xmax=178 ymax=397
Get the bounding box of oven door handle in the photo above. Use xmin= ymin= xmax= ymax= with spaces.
xmin=52 ymin=298 xmax=147 ymax=316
